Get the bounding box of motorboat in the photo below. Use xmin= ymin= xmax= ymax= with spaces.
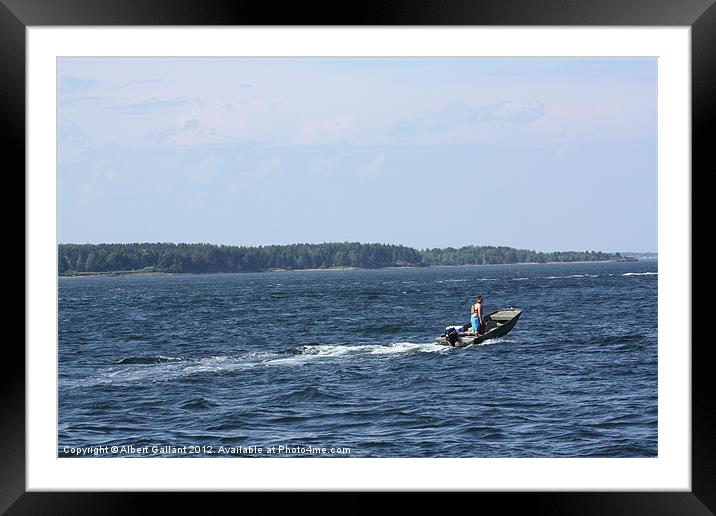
xmin=435 ymin=308 xmax=522 ymax=348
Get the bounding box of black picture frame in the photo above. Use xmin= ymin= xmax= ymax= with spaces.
xmin=6 ymin=0 xmax=710 ymax=512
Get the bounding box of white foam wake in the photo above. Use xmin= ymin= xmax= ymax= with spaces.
xmin=63 ymin=343 xmax=446 ymax=388
xmin=65 ymin=352 xmax=280 ymax=388
xmin=292 ymin=342 xmax=446 ymax=357
xmin=622 ymin=272 xmax=658 ymax=276
xmin=470 ymin=337 xmax=513 ymax=347
xmin=264 ymin=342 xmax=447 ymax=366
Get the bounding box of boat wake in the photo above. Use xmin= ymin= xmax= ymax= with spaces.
xmin=467 ymin=337 xmax=514 ymax=347
xmin=114 ymin=355 xmax=178 ymax=365
xmin=69 ymin=353 xmax=276 ymax=387
xmin=61 ymin=342 xmax=446 ymax=388
xmin=293 ymin=342 xmax=446 ymax=356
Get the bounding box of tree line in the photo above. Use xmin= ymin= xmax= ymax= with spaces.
xmin=420 ymin=245 xmax=622 ymax=265
xmin=58 ymin=242 xmax=626 ymax=275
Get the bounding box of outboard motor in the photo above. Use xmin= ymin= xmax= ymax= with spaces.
xmin=445 ymin=327 xmax=459 ymax=346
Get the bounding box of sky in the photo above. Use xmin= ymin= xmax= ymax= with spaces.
xmin=58 ymin=58 xmax=657 ymax=252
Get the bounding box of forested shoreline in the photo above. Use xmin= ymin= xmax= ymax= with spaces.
xmin=57 ymin=242 xmax=631 ymax=275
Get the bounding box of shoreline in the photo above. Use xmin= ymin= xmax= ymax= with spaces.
xmin=58 ymin=258 xmax=645 ymax=278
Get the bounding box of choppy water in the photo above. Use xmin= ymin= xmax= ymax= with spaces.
xmin=59 ymin=260 xmax=657 ymax=457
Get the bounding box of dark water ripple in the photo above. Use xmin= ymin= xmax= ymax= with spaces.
xmin=59 ymin=261 xmax=657 ymax=457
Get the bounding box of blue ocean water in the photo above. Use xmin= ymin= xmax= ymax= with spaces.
xmin=58 ymin=260 xmax=657 ymax=458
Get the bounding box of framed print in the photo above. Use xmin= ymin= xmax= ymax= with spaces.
xmin=7 ymin=0 xmax=711 ymax=512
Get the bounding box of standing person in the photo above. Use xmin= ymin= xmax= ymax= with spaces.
xmin=470 ymin=295 xmax=483 ymax=334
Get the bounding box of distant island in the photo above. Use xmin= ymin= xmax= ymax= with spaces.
xmin=58 ymin=242 xmax=634 ymax=276
xmin=620 ymin=252 xmax=658 ymax=260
